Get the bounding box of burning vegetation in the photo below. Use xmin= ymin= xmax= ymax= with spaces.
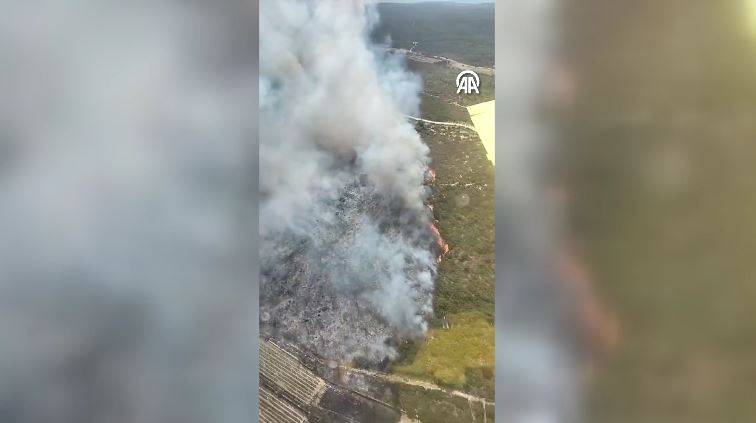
xmin=425 ymin=167 xmax=450 ymax=263
xmin=428 ymin=220 xmax=450 ymax=262
xmin=425 ymin=167 xmax=437 ymax=183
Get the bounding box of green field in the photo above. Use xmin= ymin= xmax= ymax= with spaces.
xmin=406 ymin=60 xmax=494 ymax=123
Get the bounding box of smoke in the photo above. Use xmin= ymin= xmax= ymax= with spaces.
xmin=496 ymin=1 xmax=582 ymax=422
xmin=0 ymin=2 xmax=258 ymax=422
xmin=259 ymin=0 xmax=435 ymax=361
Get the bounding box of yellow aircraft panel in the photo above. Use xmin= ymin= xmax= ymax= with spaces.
xmin=748 ymin=0 xmax=756 ymax=37
xmin=466 ymin=100 xmax=495 ymax=165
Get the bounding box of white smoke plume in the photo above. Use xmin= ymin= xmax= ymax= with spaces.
xmin=0 ymin=1 xmax=258 ymax=422
xmin=260 ymin=0 xmax=435 ymax=362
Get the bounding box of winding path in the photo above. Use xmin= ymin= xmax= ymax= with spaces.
xmin=385 ymin=47 xmax=495 ymax=76
xmin=340 ymin=366 xmax=494 ymax=407
xmin=405 ymin=115 xmax=475 ymax=131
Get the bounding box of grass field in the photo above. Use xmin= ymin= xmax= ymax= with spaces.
xmin=397 ymin=311 xmax=494 ymax=387
xmin=406 ymin=60 xmax=494 ymax=123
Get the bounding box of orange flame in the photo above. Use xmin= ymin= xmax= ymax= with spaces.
xmin=425 ymin=168 xmax=436 ymax=184
xmin=425 ymin=168 xmax=446 ymax=262
xmin=428 ymin=221 xmax=449 ymax=262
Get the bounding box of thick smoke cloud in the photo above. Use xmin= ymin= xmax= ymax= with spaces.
xmin=0 ymin=2 xmax=257 ymax=422
xmin=260 ymin=0 xmax=435 ymax=361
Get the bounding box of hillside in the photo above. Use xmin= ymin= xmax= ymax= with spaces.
xmin=371 ymin=2 xmax=494 ymax=67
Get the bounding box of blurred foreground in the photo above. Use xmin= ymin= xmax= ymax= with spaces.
xmin=0 ymin=2 xmax=258 ymax=422
xmin=558 ymin=1 xmax=756 ymax=421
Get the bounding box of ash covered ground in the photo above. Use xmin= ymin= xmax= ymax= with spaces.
xmin=261 ymin=178 xmax=439 ymax=363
